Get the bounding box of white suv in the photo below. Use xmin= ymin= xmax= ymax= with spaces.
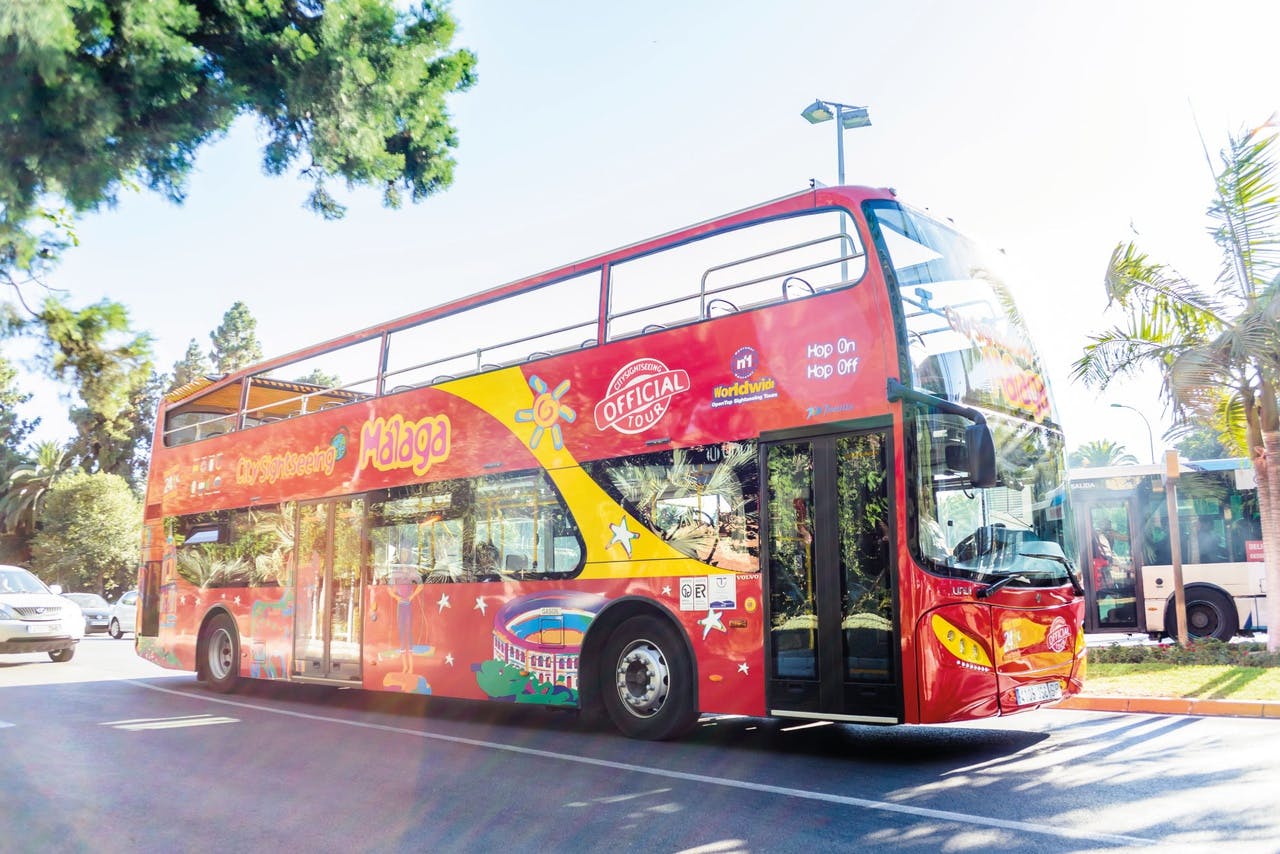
xmin=0 ymin=564 xmax=84 ymax=662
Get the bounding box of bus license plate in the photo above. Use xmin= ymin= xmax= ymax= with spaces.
xmin=1015 ymin=681 xmax=1062 ymax=705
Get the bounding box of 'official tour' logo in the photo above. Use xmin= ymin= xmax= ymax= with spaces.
xmin=1045 ymin=616 xmax=1071 ymax=653
xmin=593 ymin=357 xmax=690 ymax=434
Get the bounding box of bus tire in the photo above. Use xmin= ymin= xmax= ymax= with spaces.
xmin=201 ymin=612 xmax=241 ymax=693
xmin=601 ymin=615 xmax=697 ymax=741
xmin=1165 ymin=586 xmax=1238 ymax=642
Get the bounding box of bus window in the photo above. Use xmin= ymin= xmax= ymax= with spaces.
xmin=606 ymin=211 xmax=862 ymax=340
xmin=585 ymin=441 xmax=759 ymax=572
xmin=164 ymin=383 xmax=243 ymax=446
xmin=473 ymin=470 xmax=583 ymax=579
xmin=167 ymin=504 xmax=292 ymax=588
xmin=910 ymin=411 xmax=1072 ymax=588
xmin=368 ymin=470 xmax=583 ymax=583
xmin=382 ymin=270 xmax=601 ymax=389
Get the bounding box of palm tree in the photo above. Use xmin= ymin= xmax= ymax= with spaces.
xmin=1068 ymin=439 xmax=1140 ymax=468
xmin=0 ymin=441 xmax=71 ymax=535
xmin=1073 ymin=117 xmax=1280 ymax=651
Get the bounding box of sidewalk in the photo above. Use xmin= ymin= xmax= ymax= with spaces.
xmin=1057 ymin=694 xmax=1280 ymax=719
xmin=1067 ymin=631 xmax=1280 ymax=719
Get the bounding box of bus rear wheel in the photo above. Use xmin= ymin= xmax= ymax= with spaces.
xmin=600 ymin=615 xmax=697 ymax=741
xmin=201 ymin=613 xmax=240 ymax=693
xmin=1165 ymin=587 xmax=1237 ymax=642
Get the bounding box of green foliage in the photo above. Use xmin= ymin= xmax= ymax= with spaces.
xmin=169 ymin=338 xmax=211 ymax=390
xmin=1073 ymin=123 xmax=1280 ymax=438
xmin=2 ymin=295 xmax=156 ymax=485
xmin=1173 ymin=423 xmax=1230 ymax=461
xmin=0 ymin=354 xmax=38 ymax=475
xmin=24 ymin=296 xmax=153 ymax=422
xmin=0 ymin=0 xmax=476 ymax=285
xmin=209 ymin=300 xmax=263 ymax=373
xmin=29 ymin=469 xmax=141 ymax=596
xmin=1067 ymin=439 xmax=1138 ymax=468
xmin=66 ymin=368 xmax=164 ymax=485
xmin=295 ymin=368 xmax=341 ymax=389
xmin=0 ymin=440 xmax=72 ymax=534
xmin=1089 ymin=639 xmax=1280 ymax=668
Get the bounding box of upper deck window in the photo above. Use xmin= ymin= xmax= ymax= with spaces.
xmin=606 ymin=210 xmax=865 ymax=340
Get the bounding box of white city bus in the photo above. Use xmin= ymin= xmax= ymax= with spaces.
xmin=1069 ymin=458 xmax=1267 ymax=641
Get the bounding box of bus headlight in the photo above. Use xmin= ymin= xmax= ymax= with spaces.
xmin=931 ymin=613 xmax=993 ymax=671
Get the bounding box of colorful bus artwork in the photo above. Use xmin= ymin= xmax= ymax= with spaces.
xmin=137 ymin=185 xmax=1086 ymax=739
xmin=1070 ymin=457 xmax=1267 ymax=641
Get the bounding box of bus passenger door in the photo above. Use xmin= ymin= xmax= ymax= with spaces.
xmin=763 ymin=428 xmax=901 ymax=724
xmin=294 ymin=498 xmax=366 ymax=683
xmin=1083 ymin=499 xmax=1140 ymax=632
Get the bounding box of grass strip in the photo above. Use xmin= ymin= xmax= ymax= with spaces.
xmin=1084 ymin=663 xmax=1280 ymax=702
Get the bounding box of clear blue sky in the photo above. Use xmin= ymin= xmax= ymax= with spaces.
xmin=12 ymin=0 xmax=1280 ymax=464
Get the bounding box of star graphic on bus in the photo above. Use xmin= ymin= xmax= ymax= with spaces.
xmin=608 ymin=517 xmax=639 ymax=557
xmin=445 ymin=653 xmax=455 ymax=666
xmin=437 ymin=593 xmax=451 ymax=612
xmin=514 ymin=375 xmax=576 ymax=450
xmin=474 ymin=596 xmax=488 ymax=615
xmin=738 ymin=662 xmax=750 ymax=675
xmin=699 ymin=608 xmax=726 ymax=639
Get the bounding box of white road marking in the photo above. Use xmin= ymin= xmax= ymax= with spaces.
xmin=101 ymin=713 xmax=239 ymax=731
xmin=132 ymin=681 xmax=1154 ymax=846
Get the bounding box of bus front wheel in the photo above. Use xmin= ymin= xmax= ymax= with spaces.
xmin=1165 ymin=586 xmax=1238 ymax=642
xmin=600 ymin=615 xmax=697 ymax=741
xmin=201 ymin=613 xmax=240 ymax=693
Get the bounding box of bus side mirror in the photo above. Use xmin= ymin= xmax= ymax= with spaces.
xmin=966 ymin=423 xmax=997 ymax=488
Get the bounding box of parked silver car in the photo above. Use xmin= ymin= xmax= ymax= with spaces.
xmin=0 ymin=565 xmax=84 ymax=662
xmin=109 ymin=590 xmax=138 ymax=639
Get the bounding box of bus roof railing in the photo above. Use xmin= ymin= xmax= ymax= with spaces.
xmin=159 ymin=185 xmax=898 ymax=446
xmin=1067 ymin=457 xmax=1252 ymax=482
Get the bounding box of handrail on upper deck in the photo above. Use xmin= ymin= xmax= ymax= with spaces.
xmin=162 ymin=197 xmax=871 ymax=448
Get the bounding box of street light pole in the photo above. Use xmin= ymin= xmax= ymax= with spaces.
xmin=801 ymin=98 xmax=871 ymax=282
xmin=1109 ymin=403 xmax=1155 ymax=464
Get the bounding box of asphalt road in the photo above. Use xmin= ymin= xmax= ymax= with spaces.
xmin=3 ymin=637 xmax=1279 ymax=853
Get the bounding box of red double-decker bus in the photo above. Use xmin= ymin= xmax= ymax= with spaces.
xmin=137 ymin=185 xmax=1085 ymax=739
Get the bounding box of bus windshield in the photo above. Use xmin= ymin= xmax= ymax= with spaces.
xmin=911 ymin=411 xmax=1074 ymax=587
xmin=867 ymin=201 xmax=1075 ymax=587
xmin=868 ymin=200 xmax=1053 ymax=425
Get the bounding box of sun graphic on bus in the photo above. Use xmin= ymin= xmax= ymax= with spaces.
xmin=515 ymin=375 xmax=576 ymax=450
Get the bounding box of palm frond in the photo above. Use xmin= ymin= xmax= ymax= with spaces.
xmin=1210 ymin=128 xmax=1280 ymax=300
xmin=1105 ymin=242 xmax=1227 ymax=320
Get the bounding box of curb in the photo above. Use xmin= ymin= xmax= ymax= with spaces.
xmin=1057 ymin=695 xmax=1280 ymax=719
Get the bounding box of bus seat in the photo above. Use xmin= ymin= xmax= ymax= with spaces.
xmin=706 ymin=298 xmax=738 ymax=317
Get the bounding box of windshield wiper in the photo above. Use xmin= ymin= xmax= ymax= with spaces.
xmin=1018 ymin=550 xmax=1085 ymax=597
xmin=975 ymin=573 xmax=1027 ymax=600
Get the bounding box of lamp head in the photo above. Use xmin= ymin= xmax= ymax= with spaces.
xmin=801 ymin=99 xmax=833 ymax=124
xmin=839 ymin=106 xmax=871 ymax=129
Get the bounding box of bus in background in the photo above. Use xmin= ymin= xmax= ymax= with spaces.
xmin=1070 ymin=457 xmax=1267 ymax=641
xmin=137 ymin=185 xmax=1084 ymax=739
